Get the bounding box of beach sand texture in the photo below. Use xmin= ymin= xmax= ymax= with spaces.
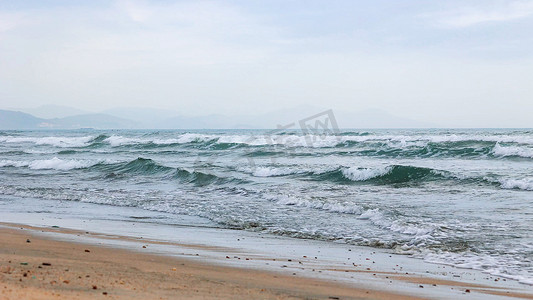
xmin=2 ymin=225 xmax=533 ymax=299
xmin=1 ymin=226 xmax=421 ymax=300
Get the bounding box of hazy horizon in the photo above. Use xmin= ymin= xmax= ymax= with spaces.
xmin=1 ymin=1 xmax=533 ymax=127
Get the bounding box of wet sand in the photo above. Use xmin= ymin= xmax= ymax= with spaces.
xmin=1 ymin=224 xmax=533 ymax=299
xmin=0 ymin=226 xmax=419 ymax=300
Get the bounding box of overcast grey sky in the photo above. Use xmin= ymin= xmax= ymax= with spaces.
xmin=1 ymin=0 xmax=532 ymax=127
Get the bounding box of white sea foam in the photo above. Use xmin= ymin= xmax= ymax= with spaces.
xmin=267 ymin=194 xmax=363 ymax=214
xmin=173 ymin=133 xmax=215 ymax=144
xmin=358 ymin=209 xmax=435 ymax=237
xmin=239 ymin=165 xmax=337 ymax=177
xmin=0 ymin=136 xmax=95 ymax=147
xmin=357 ymin=208 xmax=382 ymax=220
xmin=271 ymin=195 xmax=435 ymax=237
xmin=204 ymin=133 xmax=533 ymax=148
xmin=28 ymin=157 xmax=93 ymax=170
xmin=0 ymin=158 xmax=93 ymax=170
xmin=492 ymin=143 xmax=533 ymax=158
xmin=104 ymin=134 xmax=216 ymax=147
xmin=11 ymin=132 xmax=528 ymax=149
xmin=422 ymin=251 xmax=533 ymax=285
xmin=342 ymin=166 xmax=391 ymax=181
xmin=104 ymin=135 xmax=139 ymax=146
xmin=216 ymin=134 xmax=342 ymax=147
xmin=24 ymin=149 xmax=57 ymax=154
xmin=251 ymin=167 xmax=300 ymax=177
xmin=500 ymin=178 xmax=533 ymax=191
xmin=342 ymin=134 xmax=533 ymax=145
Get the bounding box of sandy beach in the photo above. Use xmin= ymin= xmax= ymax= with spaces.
xmin=2 ymin=222 xmax=533 ymax=300
xmin=0 ymin=225 xmax=422 ymax=300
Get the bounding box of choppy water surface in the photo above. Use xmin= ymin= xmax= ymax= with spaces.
xmin=1 ymin=129 xmax=532 ymax=284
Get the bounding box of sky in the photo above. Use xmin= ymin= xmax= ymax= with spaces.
xmin=0 ymin=0 xmax=532 ymax=127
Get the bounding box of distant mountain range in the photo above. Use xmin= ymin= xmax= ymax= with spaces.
xmin=0 ymin=109 xmax=137 ymax=130
xmin=0 ymin=105 xmax=436 ymax=129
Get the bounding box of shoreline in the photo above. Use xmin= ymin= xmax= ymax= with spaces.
xmin=1 ymin=224 xmax=417 ymax=300
xmin=2 ymin=222 xmax=533 ymax=299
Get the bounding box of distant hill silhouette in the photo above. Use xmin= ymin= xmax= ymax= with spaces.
xmin=1 ymin=105 xmax=437 ymax=130
xmin=0 ymin=110 xmax=46 ymax=129
xmin=0 ymin=109 xmax=136 ymax=129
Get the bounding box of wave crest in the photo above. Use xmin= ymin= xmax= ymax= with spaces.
xmin=313 ymin=165 xmax=441 ymax=184
xmin=492 ymin=143 xmax=533 ymax=159
xmin=0 ymin=157 xmax=93 ymax=170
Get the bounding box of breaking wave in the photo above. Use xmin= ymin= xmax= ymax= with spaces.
xmin=0 ymin=135 xmax=96 ymax=147
xmin=499 ymin=178 xmax=533 ymax=191
xmin=0 ymin=157 xmax=94 ymax=170
xmin=492 ymin=143 xmax=533 ymax=159
xmin=311 ymin=165 xmax=443 ymax=185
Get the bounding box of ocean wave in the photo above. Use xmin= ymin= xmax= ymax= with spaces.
xmin=0 ymin=157 xmax=174 ymax=174
xmin=266 ymin=194 xmax=436 ymax=239
xmin=340 ymin=134 xmax=533 ymax=145
xmin=90 ymin=134 xmax=343 ymax=148
xmin=342 ymin=166 xmax=391 ymax=181
xmin=358 ymin=208 xmax=435 ymax=237
xmin=238 ymin=164 xmax=501 ymax=188
xmin=369 ymin=141 xmax=493 ymax=158
xmin=266 ymin=194 xmax=364 ymax=214
xmin=173 ymin=168 xmax=246 ymax=186
xmin=339 ymin=131 xmax=372 ymax=136
xmin=262 ymin=192 xmax=437 ymax=238
xmin=238 ymin=166 xmax=306 ymax=177
xmin=312 ymin=165 xmax=443 ymax=184
xmin=0 ymin=157 xmax=94 ymax=170
xmin=0 ymin=135 xmax=96 ymax=147
xmin=94 ymin=133 xmax=533 ymax=158
xmin=2 ymin=132 xmax=532 ymax=151
xmin=422 ymin=250 xmax=533 ymax=285
xmin=242 ymin=150 xmax=286 ymax=157
xmin=91 ymin=157 xmax=176 ymax=176
xmin=57 ymin=150 xmax=79 ymax=155
xmin=204 ymin=134 xmax=342 ymax=148
xmin=88 ymin=157 xmax=245 ymax=185
xmin=492 ymin=143 xmax=533 ymax=159
xmin=0 ymin=150 xmax=28 ymax=155
xmin=251 ymin=167 xmax=299 ymax=177
xmin=30 ymin=158 xmax=93 ymax=170
xmin=0 ymin=160 xmax=28 ymax=168
xmin=336 ymin=165 xmax=529 ymax=191
xmin=102 ymin=133 xmax=216 ymax=147
xmin=499 ymin=178 xmax=533 ymax=191
xmin=186 ymin=133 xmax=533 ymax=148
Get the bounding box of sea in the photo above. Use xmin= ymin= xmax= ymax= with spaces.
xmin=0 ymin=128 xmax=532 ymax=284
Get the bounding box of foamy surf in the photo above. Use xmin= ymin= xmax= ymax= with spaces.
xmin=500 ymin=178 xmax=533 ymax=191
xmin=0 ymin=157 xmax=95 ymax=170
xmin=492 ymin=143 xmax=533 ymax=159
xmin=342 ymin=166 xmax=391 ymax=181
xmin=0 ymin=135 xmax=95 ymax=147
